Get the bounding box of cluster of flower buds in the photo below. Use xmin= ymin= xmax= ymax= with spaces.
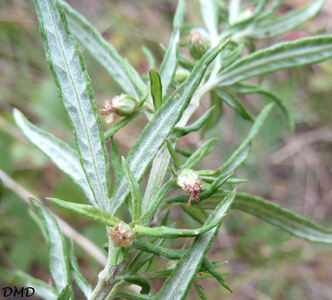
xmin=177 ymin=168 xmax=202 ymax=206
xmin=99 ymin=94 xmax=139 ymax=124
xmin=108 ymin=223 xmax=134 ymax=247
xmin=189 ymin=29 xmax=210 ymax=60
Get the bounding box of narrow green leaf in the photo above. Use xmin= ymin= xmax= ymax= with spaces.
xmin=233 ymin=192 xmax=332 ymax=244
xmin=175 ymin=147 xmax=194 ymax=157
xmin=69 ymin=241 xmax=92 ymax=299
xmin=201 ymin=92 xmax=223 ymax=136
xmin=199 ymin=0 xmax=218 ymax=43
xmin=221 ymin=103 xmax=274 ymax=171
xmin=156 ymin=192 xmax=235 ymax=300
xmin=141 ymin=180 xmax=174 ymax=225
xmin=200 ymin=191 xmax=332 ymax=244
xmin=135 ymin=219 xmax=218 ymax=238
xmin=57 ymin=286 xmax=72 ymax=300
xmin=194 ymin=283 xmax=208 ymax=300
xmin=59 ymin=0 xmax=147 ymax=98
xmin=218 ymin=35 xmax=332 ymax=86
xmin=110 ymin=138 xmax=123 ymax=185
xmin=110 ymin=39 xmax=231 ymax=214
xmin=166 ymin=140 xmax=182 ymax=169
xmin=132 ymin=239 xmax=185 ymax=260
xmin=183 ymin=138 xmax=218 ymax=169
xmin=104 ymin=110 xmax=142 ymax=140
xmin=34 ymin=0 xmax=109 ymax=208
xmin=122 ymin=158 xmax=142 ymax=222
xmin=138 ymin=191 xmax=235 ymax=239
xmin=142 ymin=46 xmax=156 ymax=69
xmin=149 ymin=69 xmax=163 ymax=110
xmin=12 ymin=270 xmax=57 ymax=300
xmin=48 ymin=197 xmax=121 ymax=226
xmin=31 ymin=199 xmax=72 ymax=296
xmin=250 ymin=0 xmax=325 ymax=38
xmin=173 ymin=106 xmax=215 ymax=138
xmin=214 ymin=88 xmax=254 ymax=121
xmin=230 ymin=83 xmax=294 ymax=131
xmin=181 ymin=205 xmax=207 ymax=224
xmin=202 ymin=260 xmax=231 ymax=292
xmin=160 ymin=0 xmax=186 ymax=97
xmin=13 ymin=109 xmax=95 ymax=206
xmin=200 ymin=172 xmax=233 ymax=199
xmin=116 ymin=293 xmax=153 ymax=300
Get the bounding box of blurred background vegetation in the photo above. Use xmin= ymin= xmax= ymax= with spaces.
xmin=0 ymin=0 xmax=331 ymax=299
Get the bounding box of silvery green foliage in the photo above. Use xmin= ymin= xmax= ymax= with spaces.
xmin=13 ymin=0 xmax=332 ymax=299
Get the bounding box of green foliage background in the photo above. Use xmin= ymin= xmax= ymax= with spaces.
xmin=0 ymin=0 xmax=332 ymax=299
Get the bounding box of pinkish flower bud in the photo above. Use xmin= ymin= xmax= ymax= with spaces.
xmin=189 ymin=29 xmax=210 ymax=60
xmin=99 ymin=94 xmax=139 ymax=119
xmin=108 ymin=223 xmax=134 ymax=247
xmin=177 ymin=169 xmax=202 ymax=206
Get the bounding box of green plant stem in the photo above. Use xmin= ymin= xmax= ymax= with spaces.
xmin=89 ymin=236 xmax=120 ymax=300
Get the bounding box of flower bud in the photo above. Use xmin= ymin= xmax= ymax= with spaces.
xmin=174 ymin=68 xmax=190 ymax=84
xmin=111 ymin=94 xmax=139 ymax=116
xmin=189 ymin=29 xmax=210 ymax=60
xmin=177 ymin=169 xmax=202 ymax=206
xmin=108 ymin=223 xmax=134 ymax=247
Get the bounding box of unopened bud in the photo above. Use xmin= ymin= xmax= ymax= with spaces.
xmin=108 ymin=223 xmax=134 ymax=247
xmin=111 ymin=94 xmax=139 ymax=116
xmin=99 ymin=94 xmax=139 ymax=119
xmin=189 ymin=30 xmax=210 ymax=60
xmin=177 ymin=169 xmax=202 ymax=206
xmin=174 ymin=68 xmax=190 ymax=84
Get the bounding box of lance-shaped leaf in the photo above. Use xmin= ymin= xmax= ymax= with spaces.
xmin=217 ymin=35 xmax=332 ymax=86
xmin=59 ymin=0 xmax=147 ymax=98
xmin=199 ymin=0 xmax=218 ymax=43
xmin=200 ymin=172 xmax=233 ymax=199
xmin=141 ymin=180 xmax=174 ymax=225
xmin=11 ymin=270 xmax=57 ymax=300
xmin=160 ymin=0 xmax=186 ymax=97
xmin=233 ymin=192 xmax=332 ymax=243
xmin=250 ymin=0 xmax=325 ymax=38
xmin=230 ymin=83 xmax=293 ymax=131
xmin=57 ymin=286 xmax=72 ymax=300
xmin=133 ymin=237 xmax=230 ymax=291
xmin=110 ymin=39 xmax=231 ymax=214
xmin=156 ymin=192 xmax=235 ymax=300
xmin=30 ymin=199 xmax=73 ymax=296
xmin=221 ymin=103 xmax=274 ymax=171
xmin=48 ymin=197 xmax=121 ymax=226
xmin=70 ymin=242 xmax=92 ymax=299
xmin=200 ymin=192 xmax=332 ymax=244
xmin=214 ymin=88 xmax=254 ymax=121
xmin=132 ymin=239 xmax=185 ymax=260
xmin=110 ymin=137 xmax=123 ymax=187
xmin=182 ymin=138 xmax=218 ymax=169
xmin=194 ymin=283 xmax=208 ymax=300
xmin=135 ymin=220 xmax=217 ymax=238
xmin=173 ymin=106 xmax=215 ymax=138
xmin=34 ymin=0 xmax=109 ymax=208
xmin=13 ymin=109 xmax=95 ymax=206
xmin=122 ymin=158 xmax=142 ymax=222
xmin=149 ymin=69 xmax=163 ymax=110
xmin=116 ymin=293 xmax=153 ymax=300
xmin=201 ymin=93 xmax=223 ymax=136
xmin=142 ymin=46 xmax=156 ymax=69
xmin=166 ymin=140 xmax=182 ymax=169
